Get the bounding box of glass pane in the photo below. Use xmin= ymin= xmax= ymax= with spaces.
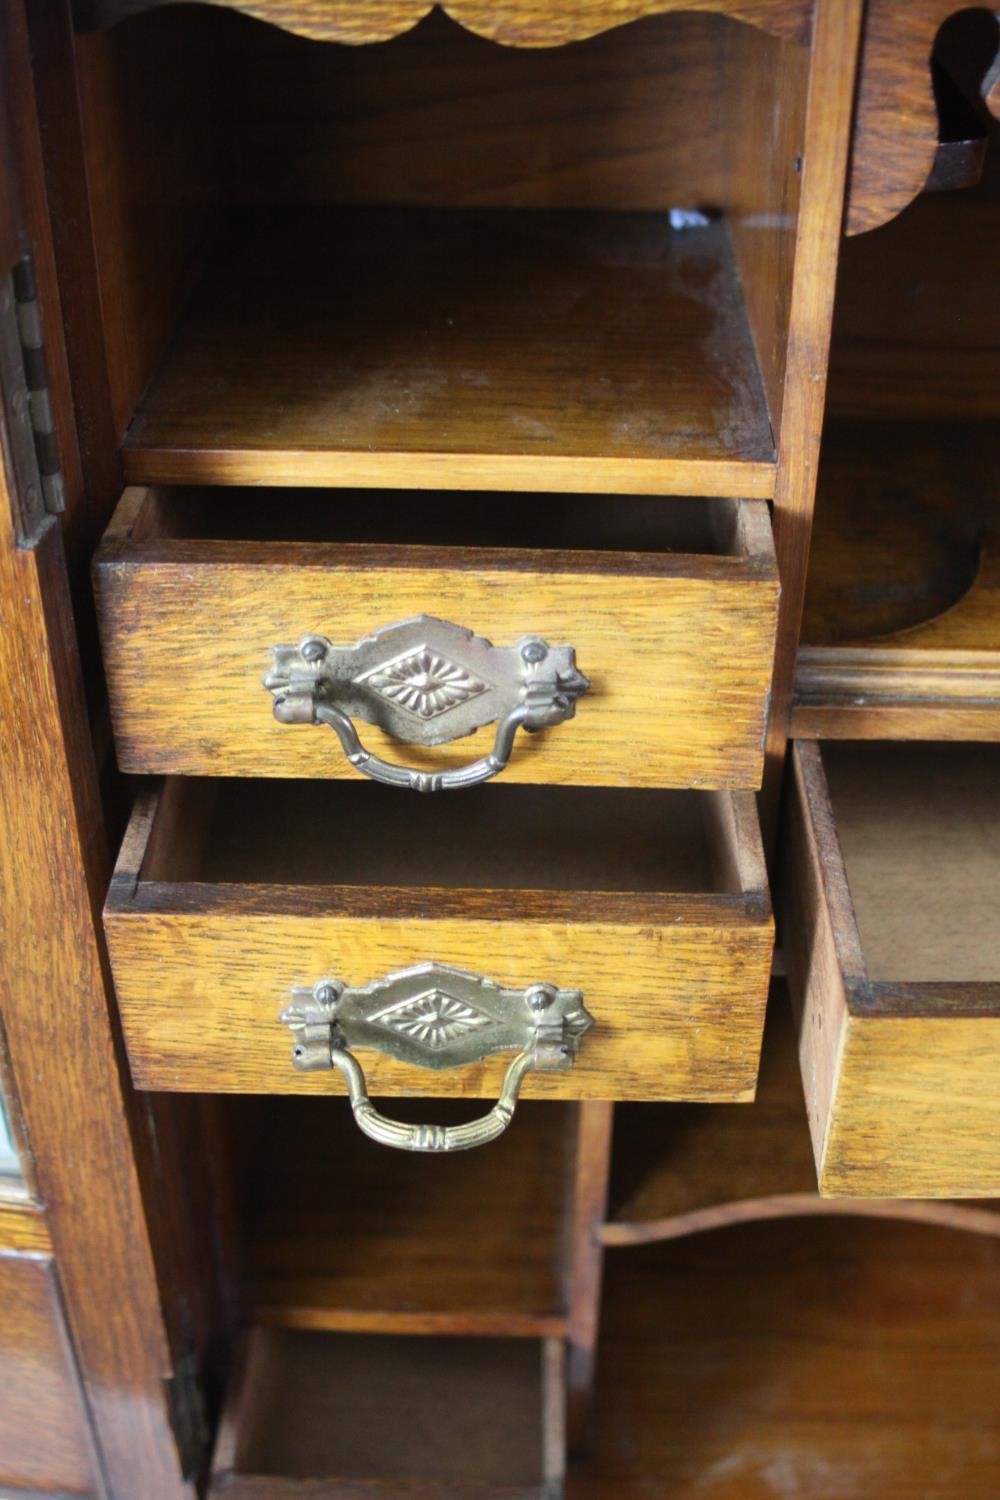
xmin=0 ymin=1088 xmax=22 ymax=1181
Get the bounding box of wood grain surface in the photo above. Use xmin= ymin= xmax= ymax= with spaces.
xmin=95 ymin=489 xmax=778 ymax=789
xmin=846 ymin=0 xmax=1000 ymax=236
xmin=604 ymin=988 xmax=1000 ymax=1241
xmin=573 ymin=1219 xmax=1000 ymax=1498
xmin=222 ymin=10 xmax=731 ymax=213
xmin=120 ymin=208 xmax=776 ymax=496
xmin=231 ymin=1095 xmax=572 ymax=1335
xmin=795 ymin=419 xmax=1000 ymax=737
xmin=832 ymin=175 xmax=1000 ymax=420
xmin=80 ymin=0 xmax=812 ymax=48
xmin=784 ymin=742 xmax=1000 ymax=1198
xmin=105 ymin=780 xmax=773 ymax=1101
xmin=758 ymin=0 xmax=863 ymax=823
xmin=0 ymin=1253 xmax=99 ymax=1495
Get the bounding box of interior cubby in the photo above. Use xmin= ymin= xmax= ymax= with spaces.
xmin=65 ymin=3 xmax=811 ymax=494
xmin=209 ymin=1091 xmax=581 ymax=1336
xmin=797 ymin=109 xmax=1000 ymax=737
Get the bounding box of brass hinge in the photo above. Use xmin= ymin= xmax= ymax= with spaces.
xmin=164 ymin=1348 xmax=211 ymax=1482
xmin=0 ymin=251 xmax=65 ymax=545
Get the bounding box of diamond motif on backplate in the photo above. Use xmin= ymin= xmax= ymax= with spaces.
xmin=356 ymin=647 xmax=488 ymax=720
xmin=370 ymin=989 xmax=493 ymax=1050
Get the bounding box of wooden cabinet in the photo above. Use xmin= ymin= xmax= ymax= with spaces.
xmin=2 ymin=0 xmax=999 ymax=1495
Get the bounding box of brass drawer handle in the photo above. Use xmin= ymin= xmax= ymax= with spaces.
xmin=265 ymin=615 xmax=589 ymax=791
xmin=280 ymin=963 xmax=594 ymax=1153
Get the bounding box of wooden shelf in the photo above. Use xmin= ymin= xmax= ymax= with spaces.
xmin=210 ymin=1327 xmax=562 ymax=1497
xmin=237 ymin=1096 xmax=573 ymax=1337
xmin=121 ymin=207 xmax=776 ymax=496
xmin=794 ymin=419 xmax=1000 ymax=740
xmin=603 ymin=992 xmax=1000 ymax=1238
xmin=572 ymin=1218 xmax=1000 ymax=1499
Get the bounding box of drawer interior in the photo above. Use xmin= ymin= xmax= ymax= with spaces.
xmin=212 ymin=1327 xmax=560 ymax=1493
xmin=110 ymin=485 xmax=763 ymax=559
xmin=822 ymin=742 xmax=1000 ymax=983
xmin=136 ymin=778 xmax=747 ymax=896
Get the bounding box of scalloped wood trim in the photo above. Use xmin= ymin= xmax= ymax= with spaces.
xmin=847 ymin=0 xmax=1000 ymax=236
xmin=600 ymin=1194 xmax=1000 ymax=1243
xmin=78 ymin=0 xmax=812 ymax=47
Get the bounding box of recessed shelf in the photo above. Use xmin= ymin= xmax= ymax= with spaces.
xmin=210 ymin=1327 xmax=562 ymax=1497
xmin=576 ymin=1218 xmax=1000 ymax=1499
xmin=794 ymin=419 xmax=1000 ymax=739
xmin=121 ymin=207 xmax=776 ymax=496
xmin=236 ymin=1096 xmax=573 ymax=1336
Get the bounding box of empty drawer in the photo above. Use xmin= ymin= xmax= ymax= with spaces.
xmin=784 ymin=741 xmax=1000 ymax=1197
xmin=104 ymin=778 xmax=773 ymax=1110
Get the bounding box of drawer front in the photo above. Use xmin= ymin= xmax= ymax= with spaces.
xmin=106 ymin=897 xmax=772 ymax=1104
xmin=105 ymin=786 xmax=773 ymax=1104
xmin=783 ymin=740 xmax=1000 ymax=1198
xmin=94 ymin=492 xmax=778 ymax=790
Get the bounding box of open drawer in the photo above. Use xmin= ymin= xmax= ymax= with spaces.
xmin=93 ymin=489 xmax=778 ymax=791
xmin=784 ymin=741 xmax=1000 ymax=1198
xmin=209 ymin=1329 xmax=564 ymax=1497
xmin=104 ymin=778 xmax=773 ymax=1113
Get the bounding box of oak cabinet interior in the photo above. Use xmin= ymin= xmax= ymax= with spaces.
xmin=68 ymin=2 xmax=810 ymax=494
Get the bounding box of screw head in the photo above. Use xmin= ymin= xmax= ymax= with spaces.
xmin=300 ymin=637 xmax=328 ymax=664
xmin=521 ymin=640 xmax=548 ymax=665
xmin=526 ymin=984 xmax=554 ymax=1013
xmin=315 ymin=982 xmax=340 ymax=1007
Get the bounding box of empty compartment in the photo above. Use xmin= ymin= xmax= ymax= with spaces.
xmin=784 ymin=741 xmax=1000 ymax=1197
xmin=210 ymin=1327 xmax=563 ymax=1496
xmin=581 ymin=1216 xmax=1000 ymax=1498
xmin=59 ymin=4 xmax=815 ymax=492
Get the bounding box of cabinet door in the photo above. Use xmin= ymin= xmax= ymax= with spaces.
xmin=0 ymin=1249 xmax=99 ymax=1495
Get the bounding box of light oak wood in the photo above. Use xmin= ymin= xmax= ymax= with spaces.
xmin=0 ymin=1203 xmax=53 ymax=1255
xmin=79 ymin=0 xmax=812 ymax=48
xmin=95 ymin=489 xmax=779 ymax=790
xmin=759 ymin=0 xmax=864 ymax=820
xmin=784 ymin=741 xmax=1000 ymax=1198
xmin=104 ymin=778 xmax=773 ymax=1101
xmin=120 ymin=209 xmax=776 ymax=496
xmin=575 ymin=1218 xmax=1000 ymax=1499
xmin=210 ymin=1327 xmax=558 ymax=1495
xmin=724 ymin=19 xmax=808 ymax=436
xmin=603 ymin=991 xmax=1000 ymax=1242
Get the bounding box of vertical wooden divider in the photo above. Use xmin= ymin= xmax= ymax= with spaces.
xmin=564 ymin=1101 xmax=615 ymax=1450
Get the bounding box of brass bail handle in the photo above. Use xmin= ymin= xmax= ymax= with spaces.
xmin=280 ymin=965 xmax=595 ymax=1152
xmin=265 ymin=616 xmax=589 ymax=792
xmin=328 ymin=1047 xmax=535 ymax=1153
